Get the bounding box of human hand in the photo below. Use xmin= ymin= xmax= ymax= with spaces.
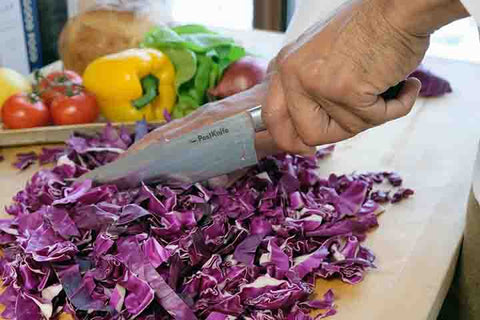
xmin=263 ymin=0 xmax=468 ymax=154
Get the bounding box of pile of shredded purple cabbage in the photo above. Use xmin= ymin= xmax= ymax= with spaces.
xmin=0 ymin=124 xmax=413 ymax=320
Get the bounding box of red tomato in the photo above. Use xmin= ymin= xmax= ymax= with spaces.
xmin=2 ymin=93 xmax=50 ymax=129
xmin=37 ymin=70 xmax=83 ymax=105
xmin=50 ymin=91 xmax=99 ymax=125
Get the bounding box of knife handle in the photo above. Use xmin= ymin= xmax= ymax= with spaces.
xmin=248 ymin=80 xmax=406 ymax=134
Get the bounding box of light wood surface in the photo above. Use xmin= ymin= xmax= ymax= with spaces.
xmin=1 ymin=30 xmax=479 ymax=319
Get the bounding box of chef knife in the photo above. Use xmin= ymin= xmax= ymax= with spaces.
xmin=79 ymin=81 xmax=406 ymax=188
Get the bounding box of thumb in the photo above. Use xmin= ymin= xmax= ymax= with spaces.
xmin=383 ymin=77 xmax=421 ymax=121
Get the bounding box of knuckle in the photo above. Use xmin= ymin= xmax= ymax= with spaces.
xmin=300 ymin=76 xmax=320 ymax=97
xmin=299 ymin=64 xmax=323 ymax=94
xmin=278 ymin=58 xmax=295 ymax=77
xmin=304 ymin=69 xmax=367 ymax=108
xmin=329 ymin=76 xmax=354 ymax=99
xmin=276 ymin=52 xmax=298 ymax=78
xmin=276 ymin=45 xmax=293 ymax=64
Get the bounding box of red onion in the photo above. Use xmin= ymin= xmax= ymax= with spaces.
xmin=209 ymin=56 xmax=268 ymax=99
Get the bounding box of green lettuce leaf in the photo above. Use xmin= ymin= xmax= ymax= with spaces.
xmin=141 ymin=25 xmax=247 ymax=118
xmin=161 ymin=48 xmax=197 ymax=90
xmin=172 ymin=24 xmax=217 ymax=35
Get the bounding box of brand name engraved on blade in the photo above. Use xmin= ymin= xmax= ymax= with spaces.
xmin=190 ymin=128 xmax=230 ymax=143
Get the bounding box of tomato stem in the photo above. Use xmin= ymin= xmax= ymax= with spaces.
xmin=132 ymin=75 xmax=159 ymax=110
xmin=66 ymin=86 xmax=74 ymax=97
xmin=26 ymin=92 xmax=40 ymax=104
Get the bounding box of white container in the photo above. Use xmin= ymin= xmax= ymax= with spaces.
xmin=0 ymin=0 xmax=30 ymax=75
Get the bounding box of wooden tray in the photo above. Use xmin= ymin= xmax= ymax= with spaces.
xmin=0 ymin=121 xmax=165 ymax=147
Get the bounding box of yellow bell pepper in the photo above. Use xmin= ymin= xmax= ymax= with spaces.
xmin=83 ymin=49 xmax=176 ymax=122
xmin=0 ymin=68 xmax=32 ymax=110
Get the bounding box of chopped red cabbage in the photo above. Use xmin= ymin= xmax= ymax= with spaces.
xmin=234 ymin=234 xmax=265 ymax=266
xmin=0 ymin=125 xmax=414 ymax=319
xmin=134 ymin=119 xmax=149 ymax=142
xmin=13 ymin=152 xmax=38 ymax=171
xmin=315 ymin=145 xmax=335 ymax=159
xmin=38 ymin=147 xmax=65 ymax=165
xmin=410 ymin=67 xmax=452 ymax=97
xmin=370 ymin=190 xmax=390 ymax=203
xmin=391 ymin=188 xmax=415 ymax=203
xmin=384 ymin=172 xmax=402 ymax=187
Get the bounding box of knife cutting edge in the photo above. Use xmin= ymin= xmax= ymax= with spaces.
xmin=79 ymin=81 xmax=405 ymax=188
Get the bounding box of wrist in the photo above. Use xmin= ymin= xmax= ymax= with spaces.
xmin=375 ymin=0 xmax=469 ymax=36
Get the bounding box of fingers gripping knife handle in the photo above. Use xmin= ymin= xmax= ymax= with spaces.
xmin=247 ymin=80 xmax=405 ymax=135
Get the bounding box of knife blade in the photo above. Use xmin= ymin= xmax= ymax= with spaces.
xmin=79 ymin=81 xmax=405 ymax=188
xmin=78 ymin=106 xmax=265 ymax=188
